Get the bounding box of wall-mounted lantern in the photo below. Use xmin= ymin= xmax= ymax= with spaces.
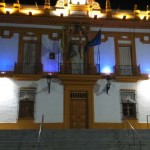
xmin=105 ymin=74 xmax=112 ymax=94
xmin=46 ymin=73 xmax=55 ymax=94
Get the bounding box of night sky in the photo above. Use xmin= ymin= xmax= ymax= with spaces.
xmin=5 ymin=0 xmax=150 ymax=10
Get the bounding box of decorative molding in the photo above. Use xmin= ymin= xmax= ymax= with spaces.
xmin=1 ymin=30 xmax=13 ymax=38
xmin=48 ymin=31 xmax=61 ymax=40
xmin=139 ymin=34 xmax=150 ymax=44
xmin=115 ymin=76 xmax=145 ymax=82
xmin=0 ymin=121 xmax=64 ymax=129
xmin=0 ymin=122 xmax=148 ymax=129
xmin=94 ymin=122 xmax=148 ymax=129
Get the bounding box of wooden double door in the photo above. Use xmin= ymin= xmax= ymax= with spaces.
xmin=63 ymin=84 xmax=94 ymax=129
xmin=70 ymin=92 xmax=88 ymax=128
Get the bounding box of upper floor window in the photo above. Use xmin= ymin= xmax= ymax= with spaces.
xmin=115 ymin=35 xmax=140 ymax=77
xmin=15 ymin=32 xmax=42 ymax=74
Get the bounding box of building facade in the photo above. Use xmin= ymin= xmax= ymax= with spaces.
xmin=0 ymin=0 xmax=150 ymax=129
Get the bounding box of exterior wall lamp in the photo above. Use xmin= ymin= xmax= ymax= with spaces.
xmin=105 ymin=74 xmax=112 ymax=95
xmin=46 ymin=73 xmax=55 ymax=94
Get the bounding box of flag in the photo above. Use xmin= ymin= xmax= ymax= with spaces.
xmin=68 ymin=33 xmax=77 ymax=58
xmin=84 ymin=29 xmax=101 ymax=52
xmin=68 ymin=37 xmax=77 ymax=58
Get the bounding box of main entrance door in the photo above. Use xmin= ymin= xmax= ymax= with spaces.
xmin=70 ymin=92 xmax=88 ymax=128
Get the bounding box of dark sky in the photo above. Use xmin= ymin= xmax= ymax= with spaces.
xmin=5 ymin=0 xmax=150 ymax=10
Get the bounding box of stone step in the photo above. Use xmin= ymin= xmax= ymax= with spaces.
xmin=0 ymin=129 xmax=149 ymax=150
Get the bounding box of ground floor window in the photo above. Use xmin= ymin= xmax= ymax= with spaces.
xmin=120 ymin=90 xmax=136 ymax=119
xmin=18 ymin=87 xmax=36 ymax=119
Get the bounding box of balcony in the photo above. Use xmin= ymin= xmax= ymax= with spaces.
xmin=14 ymin=63 xmax=43 ymax=74
xmin=114 ymin=65 xmax=140 ymax=76
xmin=60 ymin=63 xmax=100 ymax=75
xmin=0 ymin=63 xmax=147 ymax=82
xmin=114 ymin=65 xmax=141 ymax=82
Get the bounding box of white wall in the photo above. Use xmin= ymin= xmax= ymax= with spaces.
xmin=94 ymin=79 xmax=150 ymax=123
xmin=137 ymin=80 xmax=150 ymax=123
xmin=35 ymin=79 xmax=64 ymax=123
xmin=1 ymin=77 xmax=150 ymax=124
xmin=94 ymin=79 xmax=121 ymax=123
xmin=0 ymin=78 xmax=18 ymax=123
xmin=0 ymin=77 xmax=64 ymax=123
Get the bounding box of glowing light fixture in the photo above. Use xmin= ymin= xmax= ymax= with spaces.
xmin=6 ymin=11 xmax=10 ymax=15
xmin=0 ymin=72 xmax=6 ymax=74
xmin=143 ymin=16 xmax=147 ymax=21
xmin=94 ymin=15 xmax=97 ymax=20
xmin=60 ymin=13 xmax=63 ymax=17
xmin=101 ymin=66 xmax=112 ymax=74
xmin=29 ymin=11 xmax=32 ymax=16
xmin=4 ymin=8 xmax=13 ymax=14
xmin=21 ymin=9 xmax=41 ymax=15
xmin=122 ymin=15 xmax=126 ymax=20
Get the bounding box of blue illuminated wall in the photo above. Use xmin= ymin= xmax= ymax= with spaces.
xmin=136 ymin=38 xmax=150 ymax=74
xmin=94 ymin=37 xmax=115 ymax=74
xmin=41 ymin=35 xmax=62 ymax=73
xmin=0 ymin=34 xmax=18 ymax=71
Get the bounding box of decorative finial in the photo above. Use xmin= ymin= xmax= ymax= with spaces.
xmin=16 ymin=0 xmax=19 ymax=3
xmin=45 ymin=0 xmax=50 ymax=5
xmin=133 ymin=3 xmax=140 ymax=16
xmin=146 ymin=5 xmax=149 ymax=11
xmin=134 ymin=4 xmax=138 ymax=10
xmin=106 ymin=0 xmax=112 ymax=13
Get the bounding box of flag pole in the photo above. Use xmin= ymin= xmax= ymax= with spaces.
xmin=98 ymin=45 xmax=100 ymax=74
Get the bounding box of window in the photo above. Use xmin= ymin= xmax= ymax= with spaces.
xmin=15 ymin=32 xmax=42 ymax=74
xmin=120 ymin=90 xmax=136 ymax=119
xmin=119 ymin=46 xmax=132 ymax=76
xmin=115 ymin=35 xmax=139 ymax=77
xmin=18 ymin=88 xmax=36 ymax=119
xmin=22 ymin=42 xmax=37 ymax=73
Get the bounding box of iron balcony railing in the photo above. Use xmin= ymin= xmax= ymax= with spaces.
xmin=60 ymin=63 xmax=100 ymax=75
xmin=14 ymin=63 xmax=43 ymax=74
xmin=114 ymin=65 xmax=141 ymax=76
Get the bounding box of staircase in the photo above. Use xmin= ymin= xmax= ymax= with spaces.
xmin=0 ymin=129 xmax=149 ymax=150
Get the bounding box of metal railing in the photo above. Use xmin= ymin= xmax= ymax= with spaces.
xmin=38 ymin=114 xmax=44 ymax=143
xmin=14 ymin=63 xmax=43 ymax=74
xmin=147 ymin=115 xmax=150 ymax=129
xmin=123 ymin=116 xmax=142 ymax=150
xmin=60 ymin=63 xmax=100 ymax=75
xmin=115 ymin=65 xmax=140 ymax=76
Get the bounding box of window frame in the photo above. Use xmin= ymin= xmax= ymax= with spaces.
xmin=120 ymin=89 xmax=137 ymax=119
xmin=18 ymin=87 xmax=36 ymax=120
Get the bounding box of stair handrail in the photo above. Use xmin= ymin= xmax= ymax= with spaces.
xmin=123 ymin=116 xmax=142 ymax=150
xmin=38 ymin=114 xmax=44 ymax=142
xmin=146 ymin=115 xmax=150 ymax=129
